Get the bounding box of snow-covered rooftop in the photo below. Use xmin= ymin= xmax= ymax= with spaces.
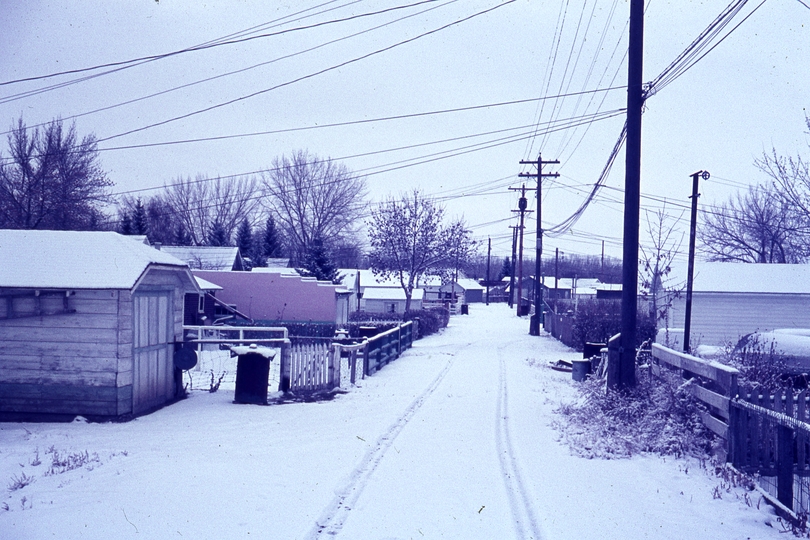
xmin=456 ymin=278 xmax=484 ymax=291
xmin=685 ymin=262 xmax=810 ymax=294
xmin=160 ymin=245 xmax=242 ymax=271
xmin=363 ymin=287 xmax=424 ymax=300
xmin=194 ymin=276 xmax=223 ymax=291
xmin=0 ymin=230 xmax=189 ymax=289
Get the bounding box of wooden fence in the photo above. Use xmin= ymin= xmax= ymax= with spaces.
xmin=281 ymin=320 xmax=416 ymax=394
xmin=544 ymin=311 xmax=575 ymax=348
xmin=651 ymin=343 xmax=810 ymax=518
xmin=729 ymin=389 xmax=810 ymax=517
xmin=362 ymin=321 xmax=414 ymax=375
xmin=288 ymin=343 xmax=336 ymax=393
xmin=650 ymin=343 xmax=739 ymax=440
xmin=182 ymin=322 xmax=415 ymax=396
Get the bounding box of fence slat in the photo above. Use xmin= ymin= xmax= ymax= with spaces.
xmin=689 ymin=385 xmax=730 ymax=418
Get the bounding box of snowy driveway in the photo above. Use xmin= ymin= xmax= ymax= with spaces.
xmin=2 ymin=304 xmax=784 ymax=539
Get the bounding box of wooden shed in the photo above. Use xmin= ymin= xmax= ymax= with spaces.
xmin=0 ymin=230 xmax=199 ymax=420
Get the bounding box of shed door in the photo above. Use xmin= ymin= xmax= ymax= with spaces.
xmin=132 ymin=291 xmax=174 ymax=414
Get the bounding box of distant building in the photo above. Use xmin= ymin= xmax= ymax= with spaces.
xmin=662 ymin=262 xmax=810 ymax=348
xmin=363 ymin=287 xmax=424 ymax=314
xmin=193 ymin=269 xmax=351 ymax=325
xmin=160 ymin=245 xmax=246 ymax=271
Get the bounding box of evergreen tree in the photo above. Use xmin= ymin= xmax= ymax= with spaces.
xmin=207 ymin=221 xmax=230 ymax=246
xmin=497 ymin=257 xmax=511 ymax=280
xmin=132 ymin=198 xmax=149 ymax=236
xmin=298 ymin=237 xmax=339 ymax=283
xmin=236 ymin=218 xmax=253 ymax=258
xmin=120 ymin=212 xmax=133 ymax=235
xmin=262 ymin=216 xmax=282 ymax=258
xmin=174 ymin=223 xmax=192 ymax=246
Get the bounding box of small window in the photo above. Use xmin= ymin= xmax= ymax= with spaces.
xmin=198 ymin=294 xmax=205 ymax=313
xmin=390 ymin=303 xmax=397 ymax=313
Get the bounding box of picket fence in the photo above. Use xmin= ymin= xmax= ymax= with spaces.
xmin=281 ymin=321 xmax=415 ymax=394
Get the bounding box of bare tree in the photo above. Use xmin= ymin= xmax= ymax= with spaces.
xmin=756 ymin=116 xmax=810 ymax=216
xmin=162 ymin=174 xmax=261 ymax=245
xmin=639 ymin=206 xmax=684 ymax=326
xmin=368 ymin=190 xmax=473 ymax=313
xmin=260 ymin=150 xmax=367 ymax=264
xmin=0 ymin=117 xmax=111 ymax=230
xmin=699 ymin=184 xmax=809 ymax=263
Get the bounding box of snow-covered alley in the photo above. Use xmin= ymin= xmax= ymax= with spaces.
xmin=1 ymin=304 xmax=787 ymax=539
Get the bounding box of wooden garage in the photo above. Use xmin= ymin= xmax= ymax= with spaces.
xmin=0 ymin=230 xmax=200 ymax=420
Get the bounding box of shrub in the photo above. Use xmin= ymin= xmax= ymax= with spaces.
xmin=556 ymin=299 xmax=655 ymax=352
xmin=721 ymin=334 xmax=793 ymax=392
xmin=555 ymin=367 xmax=716 ymax=459
xmin=7 ymin=472 xmax=35 ymax=492
xmin=405 ymin=308 xmax=449 ymax=338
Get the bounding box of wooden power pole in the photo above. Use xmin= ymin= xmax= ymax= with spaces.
xmin=519 ymin=154 xmax=559 ymax=335
xmin=509 ymin=185 xmax=532 ymax=316
xmin=611 ymin=0 xmax=645 ymax=389
xmin=684 ymin=170 xmax=709 ymax=353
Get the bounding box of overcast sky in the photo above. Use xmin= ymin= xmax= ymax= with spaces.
xmin=1 ymin=0 xmax=808 ymax=261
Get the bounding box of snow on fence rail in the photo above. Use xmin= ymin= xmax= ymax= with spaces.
xmin=730 ymin=389 xmax=810 ymax=518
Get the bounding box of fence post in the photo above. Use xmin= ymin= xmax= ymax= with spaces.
xmin=279 ymin=340 xmax=291 ymax=393
xmin=328 ymin=344 xmax=338 ymax=390
xmin=777 ymin=424 xmax=795 ymax=511
xmin=362 ymin=342 xmax=369 ymax=378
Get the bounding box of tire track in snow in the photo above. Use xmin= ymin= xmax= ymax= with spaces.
xmin=496 ymin=353 xmax=544 ymax=540
xmin=305 ymin=355 xmax=456 ymax=539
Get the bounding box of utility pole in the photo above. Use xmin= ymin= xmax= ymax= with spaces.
xmin=508 ymin=226 xmax=517 ymax=309
xmin=509 ymin=185 xmax=532 ymax=316
xmin=611 ymin=0 xmax=644 ymax=390
xmin=684 ymin=170 xmax=709 ymax=353
xmin=519 ymin=154 xmax=559 ymax=335
xmin=486 ymin=237 xmax=492 ymax=306
xmin=601 ymin=240 xmax=605 ymax=281
xmin=555 ymin=247 xmax=560 ymax=297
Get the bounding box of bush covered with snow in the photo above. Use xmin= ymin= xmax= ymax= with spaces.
xmin=554 ymin=298 xmax=656 ymax=351
xmin=555 ymin=368 xmax=716 ymax=460
xmin=720 ymin=334 xmax=797 ymax=391
xmin=405 ymin=307 xmax=449 ymax=337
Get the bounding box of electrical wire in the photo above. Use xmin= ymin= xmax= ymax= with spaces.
xmin=0 ymin=0 xmax=443 ymax=89
xmin=0 ymin=0 xmax=460 ymax=135
xmin=95 ymin=1 xmax=517 ymax=144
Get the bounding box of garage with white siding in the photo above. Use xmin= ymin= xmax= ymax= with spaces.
xmin=0 ymin=230 xmax=199 ymax=420
xmin=663 ymin=262 xmax=810 ymax=349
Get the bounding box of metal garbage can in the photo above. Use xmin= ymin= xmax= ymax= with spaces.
xmin=232 ymin=344 xmax=276 ymax=405
xmin=358 ymin=326 xmax=378 ymax=339
xmin=572 ymin=359 xmax=591 ymax=381
xmin=461 ymin=304 xmax=469 ymax=315
xmin=583 ymin=342 xmax=605 ymax=360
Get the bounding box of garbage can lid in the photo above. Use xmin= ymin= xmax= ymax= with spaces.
xmin=229 ymin=345 xmax=277 ymax=359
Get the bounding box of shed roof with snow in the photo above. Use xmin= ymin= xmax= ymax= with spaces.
xmin=0 ymin=229 xmax=190 ymax=289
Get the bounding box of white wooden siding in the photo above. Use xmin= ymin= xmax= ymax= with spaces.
xmin=669 ymin=293 xmax=810 ymax=346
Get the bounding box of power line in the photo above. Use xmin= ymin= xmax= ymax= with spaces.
xmin=0 ymin=0 xmax=445 ymax=89
xmin=95 ymin=1 xmax=516 ymax=144
xmin=0 ymin=0 xmax=460 ymax=130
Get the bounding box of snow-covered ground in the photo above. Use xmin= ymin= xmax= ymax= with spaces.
xmin=0 ymin=304 xmax=787 ymax=539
